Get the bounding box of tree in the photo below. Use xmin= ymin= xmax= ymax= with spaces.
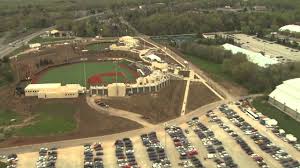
xmin=0 ymin=161 xmax=8 ymax=168
xmin=2 ymin=56 xmax=9 ymax=63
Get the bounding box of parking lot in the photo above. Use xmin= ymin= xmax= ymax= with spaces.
xmin=217 ymin=104 xmax=300 ymax=168
xmin=7 ymin=103 xmax=300 ymax=168
xmin=233 ymin=34 xmax=300 ymax=62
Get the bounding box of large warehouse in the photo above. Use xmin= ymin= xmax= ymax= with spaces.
xmin=268 ymin=78 xmax=300 ymax=122
xmin=223 ymin=43 xmax=279 ymax=67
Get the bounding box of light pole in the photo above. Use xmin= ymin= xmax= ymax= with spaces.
xmin=84 ymin=61 xmax=87 ymax=87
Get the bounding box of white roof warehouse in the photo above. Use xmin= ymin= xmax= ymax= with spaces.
xmin=222 ymin=43 xmax=279 ymax=68
xmin=279 ymin=25 xmax=300 ymax=33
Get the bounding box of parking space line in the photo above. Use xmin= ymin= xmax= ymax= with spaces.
xmin=216 ymin=110 xmax=282 ymax=168
xmin=203 ymin=117 xmax=259 ymax=168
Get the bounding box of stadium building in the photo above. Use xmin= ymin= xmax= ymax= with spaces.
xmin=268 ymin=78 xmax=300 ymax=122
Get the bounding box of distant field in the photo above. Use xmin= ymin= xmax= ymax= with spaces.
xmin=16 ymin=102 xmax=77 ymax=136
xmin=35 ymin=60 xmax=138 ymax=86
xmin=86 ymin=42 xmax=113 ymax=52
xmin=252 ymin=97 xmax=300 ymax=141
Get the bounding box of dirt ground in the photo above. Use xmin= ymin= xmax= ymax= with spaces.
xmin=186 ymin=82 xmax=220 ymax=112
xmin=219 ymin=80 xmax=248 ymax=97
xmin=0 ymin=91 xmax=142 ymax=147
xmin=102 ymin=80 xmax=186 ymax=124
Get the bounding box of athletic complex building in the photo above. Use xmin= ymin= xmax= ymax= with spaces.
xmin=24 ymin=36 xmax=175 ymax=98
xmin=268 ymin=78 xmax=300 ymax=122
xmin=25 ymin=83 xmax=85 ymax=99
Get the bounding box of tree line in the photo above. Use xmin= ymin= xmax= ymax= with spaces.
xmin=0 ymin=58 xmax=14 ymax=85
xmin=56 ymin=17 xmax=135 ymax=37
xmin=179 ymin=42 xmax=300 ymax=93
xmin=197 ymin=35 xmax=236 ymax=46
xmin=125 ymin=9 xmax=299 ymax=37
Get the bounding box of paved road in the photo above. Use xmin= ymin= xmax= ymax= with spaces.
xmin=0 ymin=12 xmax=105 ymax=59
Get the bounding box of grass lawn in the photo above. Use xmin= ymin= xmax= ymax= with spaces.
xmin=37 ymin=60 xmax=137 ymax=86
xmin=0 ymin=109 xmax=21 ymax=126
xmin=16 ymin=103 xmax=77 ymax=136
xmin=86 ymin=42 xmax=113 ymax=52
xmin=185 ymin=55 xmax=232 ymax=81
xmin=252 ymin=97 xmax=300 ymax=141
xmin=29 ymin=36 xmax=74 ymax=43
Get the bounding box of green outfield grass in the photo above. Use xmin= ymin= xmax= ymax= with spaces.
xmin=36 ymin=60 xmax=137 ymax=86
xmin=16 ymin=103 xmax=77 ymax=136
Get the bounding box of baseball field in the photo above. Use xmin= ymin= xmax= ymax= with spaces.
xmin=33 ymin=60 xmax=139 ymax=86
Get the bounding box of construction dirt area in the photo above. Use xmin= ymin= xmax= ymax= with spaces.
xmin=0 ymin=94 xmax=142 ymax=148
xmin=102 ymin=80 xmax=187 ymax=123
xmin=186 ymin=82 xmax=221 ymax=112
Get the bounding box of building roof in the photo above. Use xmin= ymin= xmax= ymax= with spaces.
xmin=25 ymin=83 xmax=61 ymax=90
xmin=279 ymin=25 xmax=300 ymax=33
xmin=50 ymin=29 xmax=60 ymax=34
xmin=222 ymin=43 xmax=279 ymax=68
xmin=146 ymin=54 xmax=162 ymax=62
xmin=29 ymin=43 xmax=41 ymax=48
xmin=269 ymin=78 xmax=300 ymax=113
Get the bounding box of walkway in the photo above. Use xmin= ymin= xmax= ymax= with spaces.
xmin=86 ymin=96 xmax=154 ymax=127
xmin=181 ymin=78 xmax=191 ymax=116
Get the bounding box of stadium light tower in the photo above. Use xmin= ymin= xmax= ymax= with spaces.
xmin=115 ymin=60 xmax=119 ymax=96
